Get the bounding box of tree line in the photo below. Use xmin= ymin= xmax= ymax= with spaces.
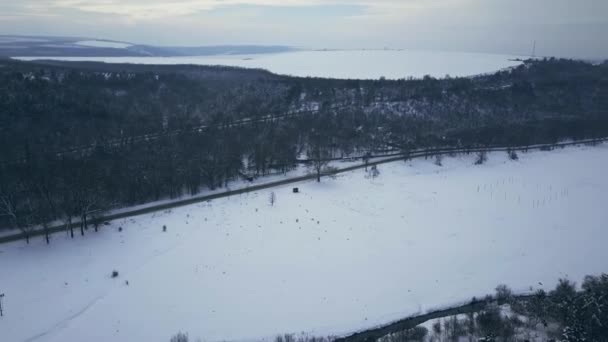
xmin=1 ymin=58 xmax=607 ymax=241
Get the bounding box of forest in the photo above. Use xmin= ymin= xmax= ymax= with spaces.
xmin=1 ymin=57 xmax=607 ymax=241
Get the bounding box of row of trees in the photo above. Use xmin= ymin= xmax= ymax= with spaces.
xmin=169 ymin=273 xmax=608 ymax=342
xmin=1 ymin=58 xmax=607 ymax=239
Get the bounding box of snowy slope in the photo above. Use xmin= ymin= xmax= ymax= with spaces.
xmin=1 ymin=145 xmax=607 ymax=342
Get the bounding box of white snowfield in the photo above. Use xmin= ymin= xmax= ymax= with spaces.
xmin=1 ymin=145 xmax=608 ymax=342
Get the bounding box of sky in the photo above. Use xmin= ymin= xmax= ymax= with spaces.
xmin=1 ymin=0 xmax=607 ymax=58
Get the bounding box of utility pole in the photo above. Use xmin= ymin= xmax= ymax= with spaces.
xmin=0 ymin=293 xmax=4 ymax=316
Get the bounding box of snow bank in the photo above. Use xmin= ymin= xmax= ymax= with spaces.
xmin=1 ymin=145 xmax=607 ymax=342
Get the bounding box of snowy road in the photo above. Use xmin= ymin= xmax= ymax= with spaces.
xmin=1 ymin=144 xmax=608 ymax=342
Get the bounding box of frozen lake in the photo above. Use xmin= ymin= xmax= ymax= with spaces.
xmin=15 ymin=49 xmax=523 ymax=79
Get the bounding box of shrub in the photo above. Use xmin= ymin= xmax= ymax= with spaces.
xmin=443 ymin=316 xmax=466 ymax=340
xmin=524 ymin=289 xmax=549 ymax=325
xmin=550 ymin=278 xmax=577 ymax=325
xmin=495 ymin=284 xmax=513 ymax=304
xmin=275 ymin=334 xmax=333 ymax=342
xmin=379 ymin=326 xmax=428 ymax=342
xmin=557 ymin=274 xmax=608 ymax=341
xmin=366 ymin=165 xmax=380 ymax=179
xmin=476 ymin=305 xmax=503 ymax=336
xmin=432 ymin=320 xmax=442 ymax=335
xmin=465 ymin=311 xmax=476 ymax=336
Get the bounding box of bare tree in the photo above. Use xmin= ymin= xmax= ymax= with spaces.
xmin=434 ymin=154 xmax=443 ymax=166
xmin=308 ymin=132 xmax=331 ymax=182
xmin=61 ymin=187 xmax=77 ymax=239
xmin=30 ymin=179 xmax=58 ymax=244
xmin=474 ymin=151 xmax=488 ymax=165
xmin=363 ymin=151 xmax=372 ymax=171
xmin=0 ymin=187 xmax=36 ymax=244
xmin=35 ymin=196 xmax=54 ymax=244
xmin=366 ymin=165 xmax=380 ymax=179
xmin=170 ymin=332 xmax=189 ymax=342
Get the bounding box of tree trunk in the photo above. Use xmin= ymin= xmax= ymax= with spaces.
xmin=43 ymin=223 xmax=50 ymax=244
xmin=68 ymin=216 xmax=74 ymax=239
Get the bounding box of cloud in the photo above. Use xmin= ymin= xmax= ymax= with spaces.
xmin=5 ymin=0 xmax=448 ymax=20
xmin=1 ymin=0 xmax=607 ymax=58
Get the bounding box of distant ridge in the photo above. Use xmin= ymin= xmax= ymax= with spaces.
xmin=0 ymin=35 xmax=294 ymax=57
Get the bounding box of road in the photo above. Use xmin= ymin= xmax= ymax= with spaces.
xmin=1 ymin=109 xmax=316 ymax=165
xmin=1 ymin=137 xmax=605 ymax=244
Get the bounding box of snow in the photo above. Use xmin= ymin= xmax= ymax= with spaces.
xmin=418 ymin=305 xmax=552 ymax=341
xmin=14 ymin=50 xmax=522 ymax=79
xmin=1 ymin=145 xmax=608 ymax=342
xmin=74 ymin=40 xmax=132 ymax=49
xmin=0 ymin=152 xmax=398 ymax=239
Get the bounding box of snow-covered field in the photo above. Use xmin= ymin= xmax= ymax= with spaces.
xmin=1 ymin=145 xmax=607 ymax=342
xmin=15 ymin=49 xmax=522 ymax=79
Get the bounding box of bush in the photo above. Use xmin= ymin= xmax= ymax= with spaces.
xmin=275 ymin=334 xmax=333 ymax=342
xmin=379 ymin=326 xmax=428 ymax=342
xmin=523 ymin=289 xmax=549 ymax=326
xmin=365 ymin=165 xmax=380 ymax=179
xmin=432 ymin=320 xmax=442 ymax=335
xmin=495 ymin=284 xmax=513 ymax=304
xmin=550 ymin=278 xmax=577 ymax=325
xmin=557 ymin=274 xmax=608 ymax=341
xmin=476 ymin=305 xmax=503 ymax=336
xmin=443 ymin=316 xmax=466 ymax=340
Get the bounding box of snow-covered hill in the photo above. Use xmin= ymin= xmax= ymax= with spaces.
xmin=1 ymin=144 xmax=607 ymax=342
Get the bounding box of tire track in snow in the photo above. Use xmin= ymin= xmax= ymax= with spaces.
xmin=21 ymin=236 xmax=187 ymax=342
xmin=22 ymin=295 xmax=105 ymax=342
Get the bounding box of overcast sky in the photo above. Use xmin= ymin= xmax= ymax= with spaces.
xmin=1 ymin=0 xmax=607 ymax=58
